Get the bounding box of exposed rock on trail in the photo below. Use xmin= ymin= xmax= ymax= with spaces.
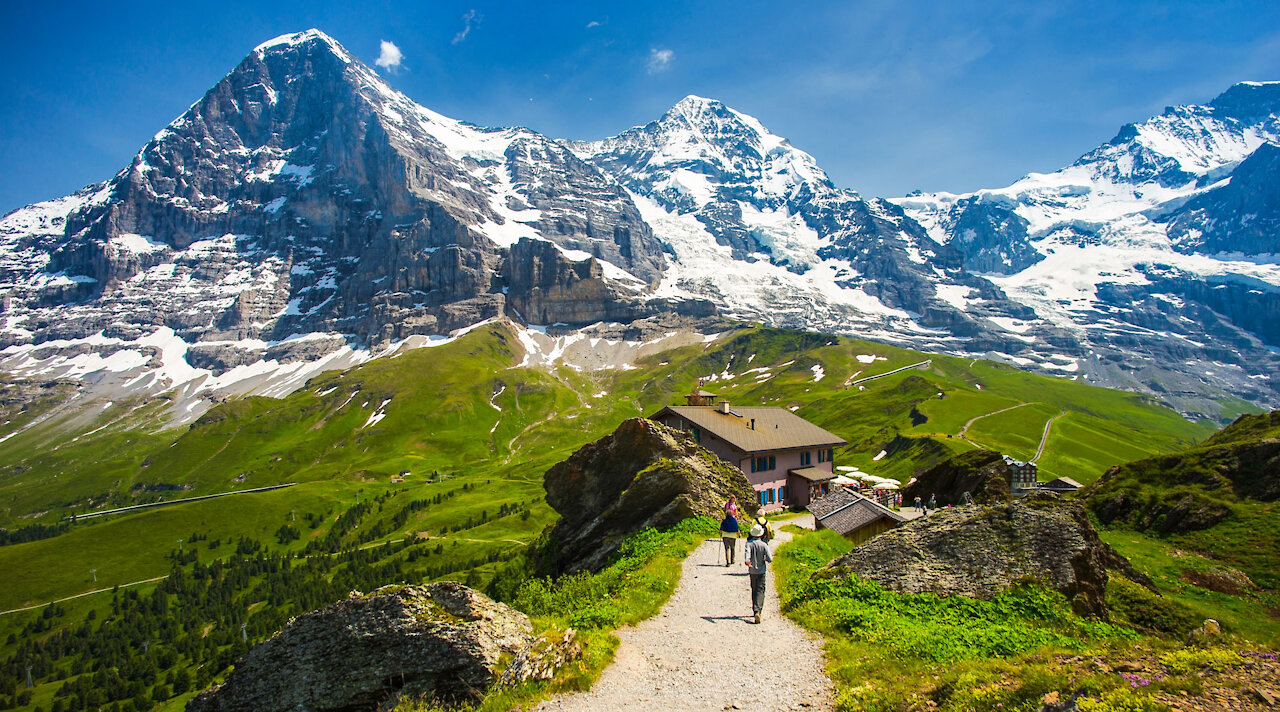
xmin=541 ymin=417 xmax=759 ymax=574
xmin=186 ymin=582 xmax=534 ymax=712
xmin=824 ymin=497 xmax=1151 ymax=618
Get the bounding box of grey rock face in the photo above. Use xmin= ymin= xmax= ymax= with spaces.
xmin=186 ymin=582 xmax=533 ymax=712
xmin=938 ymin=197 xmax=1043 ymax=274
xmin=825 ymin=498 xmax=1140 ymax=618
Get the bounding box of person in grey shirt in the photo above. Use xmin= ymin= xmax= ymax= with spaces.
xmin=743 ymin=523 xmax=773 ymax=624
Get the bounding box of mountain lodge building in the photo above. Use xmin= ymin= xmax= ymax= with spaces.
xmin=651 ymin=387 xmax=847 ymax=513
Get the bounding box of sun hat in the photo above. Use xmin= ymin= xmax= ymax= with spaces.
xmin=749 ymin=524 xmax=764 ymax=537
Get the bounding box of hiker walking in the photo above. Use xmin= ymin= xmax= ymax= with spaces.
xmin=914 ymin=495 xmax=922 ymax=512
xmin=719 ymin=512 xmax=740 ymax=565
xmin=928 ymin=494 xmax=937 ymax=510
xmin=724 ymin=495 xmax=739 ymax=518
xmin=744 ymin=523 xmax=773 ymax=624
xmin=752 ymin=514 xmax=773 ymax=544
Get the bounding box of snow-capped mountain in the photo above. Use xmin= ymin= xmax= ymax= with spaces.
xmin=0 ymin=30 xmax=705 ymax=421
xmin=895 ymin=81 xmax=1280 ymax=416
xmin=1 ymin=29 xmax=1276 ymax=424
xmin=570 ymin=96 xmax=1041 ymax=350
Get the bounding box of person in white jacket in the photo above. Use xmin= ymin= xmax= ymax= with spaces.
xmin=743 ymin=523 xmax=773 ymax=624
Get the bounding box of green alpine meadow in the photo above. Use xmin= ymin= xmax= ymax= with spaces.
xmin=2 ymin=321 xmax=1273 ymax=711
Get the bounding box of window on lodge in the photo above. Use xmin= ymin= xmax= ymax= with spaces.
xmin=758 ymin=490 xmax=766 ymax=506
xmin=767 ymin=488 xmax=775 ymax=504
xmin=692 ymin=427 xmax=701 ymax=443
xmin=750 ymin=455 xmax=776 ymax=472
xmin=800 ymin=451 xmax=812 ymax=466
xmin=779 ymin=485 xmax=787 ymax=501
xmin=817 ymin=448 xmax=834 ymax=463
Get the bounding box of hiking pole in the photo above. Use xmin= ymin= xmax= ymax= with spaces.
xmin=716 ymin=536 xmax=723 ymax=566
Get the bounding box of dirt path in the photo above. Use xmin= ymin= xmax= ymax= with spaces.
xmin=1031 ymin=412 xmax=1066 ymax=463
xmin=845 ymin=359 xmax=931 ymax=389
xmin=537 ymin=517 xmax=833 ymax=712
xmin=0 ymin=575 xmax=169 ymax=617
xmin=957 ymin=401 xmax=1029 ymax=443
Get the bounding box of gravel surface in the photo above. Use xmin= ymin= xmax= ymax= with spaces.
xmin=537 ymin=520 xmax=834 ymax=712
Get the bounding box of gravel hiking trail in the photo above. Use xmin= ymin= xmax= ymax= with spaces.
xmin=537 ymin=516 xmax=834 ymax=712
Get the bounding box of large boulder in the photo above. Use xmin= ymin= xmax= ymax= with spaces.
xmin=901 ymin=448 xmax=1011 ymax=506
xmin=542 ymin=417 xmax=759 ymax=574
xmin=187 ymin=582 xmax=533 ymax=712
xmin=824 ymin=496 xmax=1150 ymax=618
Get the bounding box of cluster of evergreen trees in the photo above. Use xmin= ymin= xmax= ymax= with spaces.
xmin=0 ymin=488 xmax=534 ymax=712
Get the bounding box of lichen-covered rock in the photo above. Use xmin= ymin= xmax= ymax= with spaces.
xmin=824 ymin=497 xmax=1146 ymax=618
xmin=186 ymin=582 xmax=532 ymax=712
xmin=542 ymin=417 xmax=759 ymax=574
xmin=496 ymin=628 xmax=582 ymax=688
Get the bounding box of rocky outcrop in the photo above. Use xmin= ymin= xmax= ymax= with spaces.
xmin=824 ymin=497 xmax=1147 ymax=618
xmin=944 ymin=197 xmax=1044 ymax=274
xmin=541 ymin=418 xmax=759 ymax=574
xmin=901 ymin=449 xmax=1012 ymax=506
xmin=187 ymin=582 xmax=533 ymax=712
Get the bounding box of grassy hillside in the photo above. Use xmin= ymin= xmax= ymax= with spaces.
xmin=0 ymin=322 xmax=1223 ymax=711
xmin=1083 ymin=411 xmax=1280 ymax=610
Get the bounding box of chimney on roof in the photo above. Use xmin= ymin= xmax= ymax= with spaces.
xmin=750 ymin=418 xmax=755 ymax=430
xmin=718 ymin=400 xmax=730 ymax=414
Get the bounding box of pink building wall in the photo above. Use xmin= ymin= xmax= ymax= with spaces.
xmin=655 ymin=412 xmax=835 ymax=513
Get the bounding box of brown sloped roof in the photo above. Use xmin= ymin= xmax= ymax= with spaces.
xmin=809 ymin=490 xmax=906 ymax=536
xmin=651 ymin=405 xmax=847 ymax=454
xmin=790 ymin=466 xmax=837 ymax=482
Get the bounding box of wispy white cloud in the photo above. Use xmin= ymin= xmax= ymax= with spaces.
xmin=647 ymin=47 xmax=674 ymax=74
xmin=375 ymin=40 xmax=403 ymax=72
xmin=586 ymin=20 xmax=603 ymax=29
xmin=453 ymin=9 xmax=480 ymax=45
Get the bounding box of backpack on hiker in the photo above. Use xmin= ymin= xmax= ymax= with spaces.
xmin=754 ymin=516 xmax=773 ymax=543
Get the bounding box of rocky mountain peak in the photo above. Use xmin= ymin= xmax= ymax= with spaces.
xmin=252 ymin=28 xmax=351 ymax=60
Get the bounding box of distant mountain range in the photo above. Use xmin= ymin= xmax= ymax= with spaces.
xmin=1 ymin=29 xmax=1276 ymax=423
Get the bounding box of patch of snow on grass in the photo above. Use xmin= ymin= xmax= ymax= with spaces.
xmin=363 ymin=398 xmax=392 ymax=428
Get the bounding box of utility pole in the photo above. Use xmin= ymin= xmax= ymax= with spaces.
xmin=25 ymin=666 xmax=32 ymax=689
xmin=290 ymin=509 xmax=295 ymax=522
xmin=177 ymin=538 xmax=183 ymax=552
xmin=240 ymin=623 xmax=247 ymax=643
xmin=90 ymin=568 xmax=97 ymax=583
xmin=142 ymin=640 xmax=150 ymax=654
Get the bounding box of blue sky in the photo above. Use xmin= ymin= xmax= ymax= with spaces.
xmin=2 ymin=1 xmax=1278 ymax=214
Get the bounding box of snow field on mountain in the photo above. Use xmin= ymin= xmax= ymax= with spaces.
xmin=632 ymin=193 xmax=916 ymax=334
